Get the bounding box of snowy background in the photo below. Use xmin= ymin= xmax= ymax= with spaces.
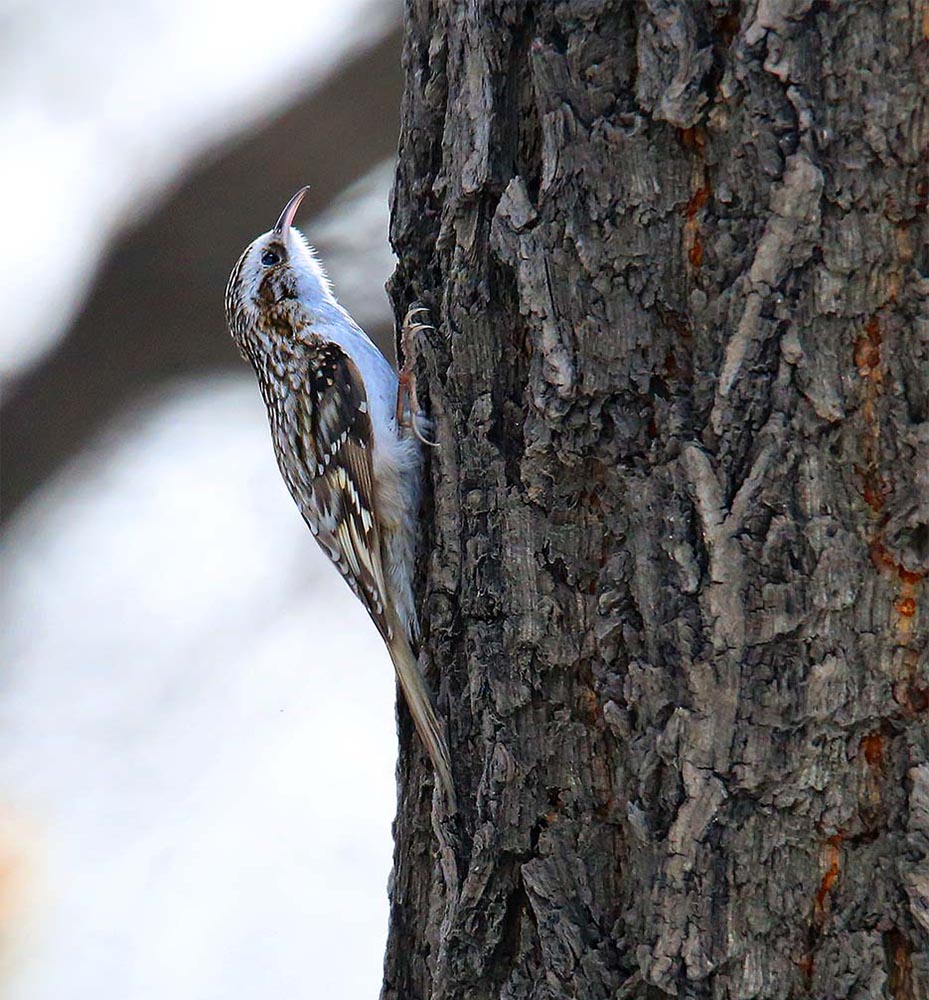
xmin=0 ymin=1 xmax=403 ymax=997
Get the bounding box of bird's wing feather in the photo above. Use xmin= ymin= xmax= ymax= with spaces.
xmin=298 ymin=341 xmax=393 ymax=641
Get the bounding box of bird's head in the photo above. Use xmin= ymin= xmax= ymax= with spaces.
xmin=224 ymin=186 xmax=333 ymax=359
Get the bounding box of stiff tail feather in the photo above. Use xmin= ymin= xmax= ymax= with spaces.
xmin=388 ymin=633 xmax=457 ymax=812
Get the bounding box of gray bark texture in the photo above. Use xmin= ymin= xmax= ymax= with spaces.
xmin=384 ymin=2 xmax=929 ymax=998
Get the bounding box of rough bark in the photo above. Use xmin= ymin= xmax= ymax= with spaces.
xmin=386 ymin=2 xmax=929 ymax=998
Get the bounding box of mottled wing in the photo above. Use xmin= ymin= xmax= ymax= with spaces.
xmin=298 ymin=341 xmax=392 ymax=641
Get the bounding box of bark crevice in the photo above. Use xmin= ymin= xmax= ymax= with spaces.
xmin=386 ymin=2 xmax=929 ymax=997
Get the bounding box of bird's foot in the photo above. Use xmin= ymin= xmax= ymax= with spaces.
xmin=397 ymin=306 xmax=439 ymax=448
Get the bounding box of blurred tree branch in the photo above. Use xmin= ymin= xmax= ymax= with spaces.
xmin=1 ymin=28 xmax=401 ymax=521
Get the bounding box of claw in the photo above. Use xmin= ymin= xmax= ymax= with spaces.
xmin=398 ymin=305 xmax=441 ymax=448
xmin=411 ymin=413 xmax=441 ymax=448
xmin=397 ymin=370 xmax=440 ymax=448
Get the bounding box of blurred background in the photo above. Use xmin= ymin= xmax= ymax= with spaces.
xmin=0 ymin=1 xmax=405 ymax=996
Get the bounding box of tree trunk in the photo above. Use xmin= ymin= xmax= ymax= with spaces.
xmin=385 ymin=2 xmax=929 ymax=998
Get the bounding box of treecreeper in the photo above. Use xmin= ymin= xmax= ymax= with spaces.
xmin=224 ymin=187 xmax=455 ymax=811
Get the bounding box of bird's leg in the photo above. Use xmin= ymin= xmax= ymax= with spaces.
xmin=397 ymin=306 xmax=440 ymax=448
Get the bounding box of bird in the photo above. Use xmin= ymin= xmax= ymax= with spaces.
xmin=224 ymin=187 xmax=455 ymax=811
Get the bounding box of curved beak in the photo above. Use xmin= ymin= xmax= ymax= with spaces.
xmin=273 ymin=186 xmax=310 ymax=234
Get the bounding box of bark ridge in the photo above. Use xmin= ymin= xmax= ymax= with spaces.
xmin=386 ymin=3 xmax=929 ymax=998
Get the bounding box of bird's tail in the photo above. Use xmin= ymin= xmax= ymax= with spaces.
xmin=387 ymin=631 xmax=457 ymax=812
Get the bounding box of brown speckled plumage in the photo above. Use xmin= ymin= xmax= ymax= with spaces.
xmin=224 ymin=189 xmax=455 ymax=810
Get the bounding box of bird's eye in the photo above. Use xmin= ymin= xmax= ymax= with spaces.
xmin=261 ymin=248 xmax=281 ymax=267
